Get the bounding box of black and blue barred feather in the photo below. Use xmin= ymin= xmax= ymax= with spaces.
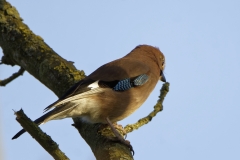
xmin=113 ymin=74 xmax=149 ymax=91
xmin=113 ymin=79 xmax=132 ymax=91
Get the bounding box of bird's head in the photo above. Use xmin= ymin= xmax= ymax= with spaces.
xmin=125 ymin=44 xmax=166 ymax=82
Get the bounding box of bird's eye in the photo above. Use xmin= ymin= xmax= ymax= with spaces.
xmin=162 ymin=61 xmax=165 ymax=68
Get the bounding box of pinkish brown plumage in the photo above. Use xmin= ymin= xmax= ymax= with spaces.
xmin=12 ymin=45 xmax=166 ymax=142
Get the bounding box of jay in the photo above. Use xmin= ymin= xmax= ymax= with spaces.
xmin=12 ymin=45 xmax=166 ymax=151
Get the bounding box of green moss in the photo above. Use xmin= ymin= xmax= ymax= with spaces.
xmin=109 ymin=144 xmax=133 ymax=160
xmin=6 ymin=6 xmax=22 ymax=20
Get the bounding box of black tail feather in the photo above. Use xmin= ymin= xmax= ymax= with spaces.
xmin=12 ymin=112 xmax=51 ymax=140
xmin=12 ymin=103 xmax=75 ymax=140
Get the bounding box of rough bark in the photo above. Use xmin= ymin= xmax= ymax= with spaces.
xmin=0 ymin=1 xmax=133 ymax=159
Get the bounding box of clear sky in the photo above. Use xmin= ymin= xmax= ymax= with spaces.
xmin=1 ymin=0 xmax=240 ymax=160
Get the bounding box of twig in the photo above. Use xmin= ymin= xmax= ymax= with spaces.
xmin=124 ymin=82 xmax=170 ymax=133
xmin=0 ymin=67 xmax=25 ymax=86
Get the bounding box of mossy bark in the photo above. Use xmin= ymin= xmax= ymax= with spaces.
xmin=0 ymin=1 xmax=133 ymax=159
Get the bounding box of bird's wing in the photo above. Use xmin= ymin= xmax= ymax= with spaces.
xmin=12 ymin=74 xmax=149 ymax=140
xmin=43 ymin=75 xmax=149 ymax=112
xmin=43 ymin=79 xmax=95 ymax=112
xmin=87 ymin=57 xmax=150 ymax=81
xmin=44 ymin=58 xmax=150 ymax=112
xmin=99 ymin=74 xmax=149 ymax=91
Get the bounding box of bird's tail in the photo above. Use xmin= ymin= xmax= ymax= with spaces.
xmin=12 ymin=102 xmax=78 ymax=139
xmin=12 ymin=111 xmax=53 ymax=139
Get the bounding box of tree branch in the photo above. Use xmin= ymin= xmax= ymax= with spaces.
xmin=73 ymin=118 xmax=133 ymax=160
xmin=0 ymin=0 xmax=85 ymax=97
xmin=0 ymin=67 xmax=24 ymax=86
xmin=0 ymin=55 xmax=16 ymax=65
xmin=14 ymin=109 xmax=69 ymax=160
xmin=0 ymin=1 xmax=134 ymax=159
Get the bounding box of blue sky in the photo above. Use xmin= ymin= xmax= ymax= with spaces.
xmin=1 ymin=0 xmax=240 ymax=159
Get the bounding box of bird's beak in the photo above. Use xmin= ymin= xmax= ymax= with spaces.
xmin=160 ymin=71 xmax=166 ymax=82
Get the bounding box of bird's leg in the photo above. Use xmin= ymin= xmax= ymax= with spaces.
xmin=106 ymin=117 xmax=134 ymax=154
xmin=112 ymin=123 xmax=127 ymax=138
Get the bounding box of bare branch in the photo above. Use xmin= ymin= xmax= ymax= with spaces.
xmin=0 ymin=55 xmax=16 ymax=66
xmin=73 ymin=118 xmax=133 ymax=160
xmin=0 ymin=67 xmax=24 ymax=86
xmin=14 ymin=109 xmax=69 ymax=160
xmin=0 ymin=1 xmax=85 ymax=97
xmin=0 ymin=1 xmax=134 ymax=159
xmin=124 ymin=82 xmax=170 ymax=133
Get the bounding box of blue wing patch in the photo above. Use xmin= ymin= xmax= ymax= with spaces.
xmin=113 ymin=74 xmax=149 ymax=91
xmin=113 ymin=79 xmax=132 ymax=91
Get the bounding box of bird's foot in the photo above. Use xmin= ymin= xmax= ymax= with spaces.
xmin=105 ymin=118 xmax=134 ymax=155
xmin=98 ymin=123 xmax=127 ymax=137
xmin=112 ymin=123 xmax=127 ymax=137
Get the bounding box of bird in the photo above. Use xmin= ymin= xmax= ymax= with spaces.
xmin=12 ymin=44 xmax=166 ymax=151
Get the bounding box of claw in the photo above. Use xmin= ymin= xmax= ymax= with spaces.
xmin=105 ymin=117 xmax=135 ymax=155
